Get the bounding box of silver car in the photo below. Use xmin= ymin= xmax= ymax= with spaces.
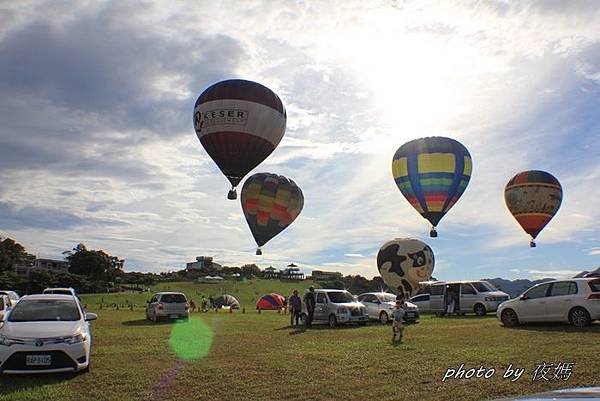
xmin=358 ymin=292 xmax=420 ymax=324
xmin=301 ymin=289 xmax=368 ymax=328
xmin=428 ymin=280 xmax=510 ymax=316
xmin=145 ymin=292 xmax=189 ymax=322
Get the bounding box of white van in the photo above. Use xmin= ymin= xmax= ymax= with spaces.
xmin=427 ymin=281 xmax=509 ymax=316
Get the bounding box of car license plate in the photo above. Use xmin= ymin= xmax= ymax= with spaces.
xmin=406 ymin=312 xmax=415 ymax=317
xmin=170 ymin=314 xmax=178 ymax=319
xmin=26 ymin=355 xmax=52 ymax=366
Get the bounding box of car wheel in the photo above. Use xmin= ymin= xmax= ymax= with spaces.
xmin=569 ymin=307 xmax=591 ymax=327
xmin=328 ymin=314 xmax=337 ymax=328
xmin=379 ymin=311 xmax=389 ymax=324
xmin=300 ymin=313 xmax=307 ymax=326
xmin=474 ymin=303 xmax=487 ymax=316
xmin=501 ymin=309 xmax=519 ymax=327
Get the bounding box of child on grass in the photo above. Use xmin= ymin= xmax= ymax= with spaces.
xmin=392 ymin=298 xmax=406 ymax=345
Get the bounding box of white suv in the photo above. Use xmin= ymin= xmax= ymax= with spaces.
xmin=0 ymin=294 xmax=97 ymax=374
xmin=497 ymin=278 xmax=600 ymax=327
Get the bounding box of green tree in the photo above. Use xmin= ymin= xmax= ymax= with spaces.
xmin=0 ymin=237 xmax=35 ymax=273
xmin=240 ymin=264 xmax=261 ymax=278
xmin=64 ymin=243 xmax=123 ymax=282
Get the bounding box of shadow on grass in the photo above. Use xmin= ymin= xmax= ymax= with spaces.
xmin=0 ymin=372 xmax=77 ymax=395
xmin=122 ymin=318 xmax=186 ymax=326
xmin=506 ymin=322 xmax=600 ymax=333
xmin=276 ymin=323 xmax=368 ymax=335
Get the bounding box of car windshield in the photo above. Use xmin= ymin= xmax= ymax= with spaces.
xmin=472 ymin=282 xmax=495 ymax=292
xmin=588 ymin=279 xmax=600 ymax=292
xmin=380 ymin=294 xmax=397 ymax=302
xmin=8 ymin=299 xmax=81 ymax=322
xmin=161 ymin=294 xmax=187 ymax=303
xmin=327 ymin=291 xmax=354 ymax=303
xmin=46 ymin=290 xmax=73 ymax=295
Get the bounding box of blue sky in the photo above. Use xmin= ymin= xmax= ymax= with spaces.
xmin=0 ymin=1 xmax=599 ymax=280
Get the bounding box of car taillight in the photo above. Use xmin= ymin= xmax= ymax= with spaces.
xmin=184 ymin=303 xmax=189 ymax=310
xmin=588 ymin=293 xmax=600 ymax=300
xmin=157 ymin=303 xmax=164 ymax=310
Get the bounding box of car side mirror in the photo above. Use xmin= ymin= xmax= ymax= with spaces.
xmin=85 ymin=313 xmax=98 ymax=321
xmin=520 ymin=295 xmax=528 ymax=301
xmin=146 ymin=300 xmax=151 ymax=304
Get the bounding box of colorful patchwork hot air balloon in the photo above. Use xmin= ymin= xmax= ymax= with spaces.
xmin=377 ymin=238 xmax=435 ymax=297
xmin=256 ymin=293 xmax=285 ymax=310
xmin=392 ymin=137 xmax=472 ymax=237
xmin=504 ymin=170 xmax=562 ymax=247
xmin=193 ymin=79 xmax=286 ymax=200
xmin=241 ymin=173 xmax=304 ymax=255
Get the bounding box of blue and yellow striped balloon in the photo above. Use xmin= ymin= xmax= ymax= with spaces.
xmin=392 ymin=137 xmax=472 ymax=237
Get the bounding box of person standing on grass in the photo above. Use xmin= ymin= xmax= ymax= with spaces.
xmin=189 ymin=299 xmax=197 ymax=313
xmin=289 ymin=290 xmax=302 ymax=326
xmin=303 ymin=286 xmax=316 ymax=328
xmin=392 ymin=298 xmax=406 ymax=345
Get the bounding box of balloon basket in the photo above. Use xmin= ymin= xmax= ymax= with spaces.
xmin=430 ymin=228 xmax=438 ymax=238
xmin=530 ymin=240 xmax=536 ymax=248
xmin=227 ymin=189 xmax=237 ymax=200
xmin=256 ymin=248 xmax=262 ymax=255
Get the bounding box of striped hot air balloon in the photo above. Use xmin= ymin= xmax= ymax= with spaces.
xmin=504 ymin=170 xmax=562 ymax=247
xmin=392 ymin=137 xmax=472 ymax=237
xmin=241 ymin=173 xmax=304 ymax=255
xmin=256 ymin=293 xmax=285 ymax=310
xmin=193 ymin=79 xmax=286 ymax=199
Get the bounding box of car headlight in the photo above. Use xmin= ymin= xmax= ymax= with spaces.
xmin=64 ymin=334 xmax=86 ymax=344
xmin=0 ymin=334 xmax=10 ymax=346
xmin=485 ymin=297 xmax=496 ymax=301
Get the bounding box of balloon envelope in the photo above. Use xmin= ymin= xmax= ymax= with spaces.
xmin=193 ymin=79 xmax=286 ymax=193
xmin=377 ymin=238 xmax=434 ymax=297
xmin=392 ymin=137 xmax=472 ymax=235
xmin=256 ymin=293 xmax=285 ymax=310
xmin=241 ymin=173 xmax=304 ymax=252
xmin=504 ymin=170 xmax=562 ymax=243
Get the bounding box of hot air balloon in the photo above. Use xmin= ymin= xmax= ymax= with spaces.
xmin=193 ymin=79 xmax=286 ymax=199
xmin=504 ymin=170 xmax=562 ymax=247
xmin=392 ymin=137 xmax=472 ymax=237
xmin=377 ymin=238 xmax=434 ymax=297
xmin=241 ymin=173 xmax=304 ymax=255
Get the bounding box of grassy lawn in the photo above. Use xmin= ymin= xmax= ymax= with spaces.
xmin=1 ymin=280 xmax=598 ymax=401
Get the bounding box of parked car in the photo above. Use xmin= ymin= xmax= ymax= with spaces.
xmin=43 ymin=288 xmax=78 ymax=297
xmin=409 ymin=293 xmax=431 ymax=313
xmin=0 ymin=295 xmax=11 ymax=323
xmin=358 ymin=292 xmax=419 ymax=324
xmin=145 ymin=292 xmax=190 ymax=322
xmin=0 ymin=294 xmax=97 ymax=374
xmin=427 ymin=280 xmax=510 ymax=316
xmin=497 ymin=278 xmax=600 ymax=328
xmin=301 ymin=289 xmax=368 ymax=328
xmin=0 ymin=291 xmax=20 ymax=307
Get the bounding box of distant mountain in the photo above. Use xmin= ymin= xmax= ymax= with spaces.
xmin=484 ymin=267 xmax=599 ymax=298
xmin=483 ymin=277 xmax=555 ymax=298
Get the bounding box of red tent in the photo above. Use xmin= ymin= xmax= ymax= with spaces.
xmin=256 ymin=293 xmax=285 ymax=310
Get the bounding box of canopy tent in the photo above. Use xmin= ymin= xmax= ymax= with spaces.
xmin=256 ymin=293 xmax=285 ymax=310
xmin=213 ymin=294 xmax=240 ymax=309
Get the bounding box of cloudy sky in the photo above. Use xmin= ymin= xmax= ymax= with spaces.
xmin=1 ymin=1 xmax=599 ymax=280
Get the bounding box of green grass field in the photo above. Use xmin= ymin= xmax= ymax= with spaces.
xmin=1 ymin=280 xmax=598 ymax=401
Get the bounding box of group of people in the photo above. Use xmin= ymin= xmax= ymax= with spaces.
xmin=189 ymin=295 xmax=214 ymax=313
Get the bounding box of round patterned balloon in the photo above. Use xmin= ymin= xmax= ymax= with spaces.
xmin=193 ymin=79 xmax=286 ymax=199
xmin=241 ymin=173 xmax=304 ymax=255
xmin=377 ymin=238 xmax=435 ymax=297
xmin=504 ymin=170 xmax=562 ymax=247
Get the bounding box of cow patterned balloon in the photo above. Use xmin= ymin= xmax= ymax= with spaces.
xmin=377 ymin=238 xmax=435 ymax=297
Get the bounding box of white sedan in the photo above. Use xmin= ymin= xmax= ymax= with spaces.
xmin=497 ymin=278 xmax=600 ymax=328
xmin=0 ymin=294 xmax=97 ymax=374
xmin=358 ymin=292 xmax=420 ymax=324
